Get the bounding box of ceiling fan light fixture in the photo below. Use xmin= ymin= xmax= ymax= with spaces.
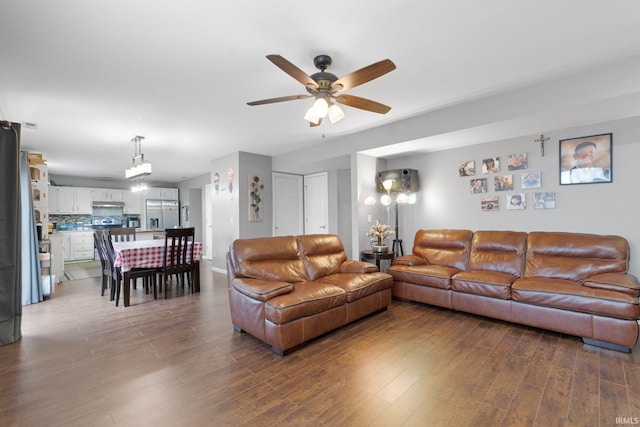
xmin=304 ymin=106 xmax=321 ymax=124
xmin=312 ymin=97 xmax=329 ymax=118
xmin=328 ymin=103 xmax=345 ymax=123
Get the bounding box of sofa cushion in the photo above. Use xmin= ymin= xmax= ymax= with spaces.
xmin=468 ymin=230 xmax=527 ymax=277
xmin=296 ymin=234 xmax=348 ymax=281
xmin=388 ymin=264 xmax=461 ymax=290
xmin=312 ymin=272 xmax=393 ymax=303
xmin=524 ymin=232 xmax=629 ymax=281
xmin=411 ymin=229 xmax=473 ymax=271
xmin=231 ymin=278 xmax=294 ymax=302
xmin=512 ymin=277 xmax=640 ymax=320
xmin=231 ymin=236 xmax=308 ymax=282
xmin=265 ymin=282 xmax=347 ymax=324
xmin=451 ymin=270 xmax=518 ymax=299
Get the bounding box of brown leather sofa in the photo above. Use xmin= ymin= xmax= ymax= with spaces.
xmin=226 ymin=234 xmax=393 ymax=355
xmin=389 ymin=229 xmax=640 ymax=352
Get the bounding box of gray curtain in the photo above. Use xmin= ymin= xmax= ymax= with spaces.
xmin=0 ymin=121 xmax=22 ymax=344
xmin=21 ymin=150 xmax=43 ymax=305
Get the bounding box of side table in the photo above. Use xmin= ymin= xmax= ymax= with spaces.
xmin=360 ymin=250 xmax=395 ymax=272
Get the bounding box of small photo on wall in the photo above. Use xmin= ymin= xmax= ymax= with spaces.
xmin=469 ymin=178 xmax=487 ymax=194
xmin=481 ymin=195 xmax=499 ymax=211
xmin=534 ymin=192 xmax=556 ymax=209
xmin=494 ymin=175 xmax=513 ymax=191
xmin=521 ymin=171 xmax=541 ymax=189
xmin=458 ymin=160 xmax=475 ymax=176
xmin=507 ymin=153 xmax=528 ymax=171
xmin=482 ymin=157 xmax=500 ymax=174
xmin=506 ymin=193 xmax=526 ymax=210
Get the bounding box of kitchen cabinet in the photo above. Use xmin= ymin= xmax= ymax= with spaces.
xmin=62 ymin=233 xmax=71 ymax=261
xmin=66 ymin=231 xmax=95 ymax=261
xmin=146 ymin=187 xmax=178 ymax=200
xmin=50 ymin=187 xmax=92 ymax=214
xmin=123 ymin=190 xmax=142 ymax=214
xmin=92 ymin=188 xmax=124 ymax=202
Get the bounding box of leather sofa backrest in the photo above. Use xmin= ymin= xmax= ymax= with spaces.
xmin=469 ymin=231 xmax=527 ymax=276
xmin=230 ymin=236 xmax=309 ymax=282
xmin=412 ymin=229 xmax=473 ymax=270
xmin=524 ymin=231 xmax=629 ymax=281
xmin=296 ymin=234 xmax=348 ymax=281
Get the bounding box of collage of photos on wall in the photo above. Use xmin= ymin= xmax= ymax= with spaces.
xmin=458 ymin=153 xmax=556 ymax=211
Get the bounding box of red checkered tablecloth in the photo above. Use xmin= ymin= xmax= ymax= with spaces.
xmin=113 ymin=239 xmax=203 ymax=272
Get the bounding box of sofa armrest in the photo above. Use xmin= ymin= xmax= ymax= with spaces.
xmin=340 ymin=260 xmax=379 ymax=274
xmin=231 ymin=278 xmax=294 ymax=302
xmin=582 ymin=272 xmax=640 ymax=296
xmin=391 ymin=255 xmax=427 ymax=266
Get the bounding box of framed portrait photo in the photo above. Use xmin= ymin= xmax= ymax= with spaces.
xmin=458 ymin=160 xmax=475 ymax=176
xmin=559 ymin=133 xmax=612 ymax=185
xmin=520 ymin=171 xmax=541 ymax=189
xmin=481 ymin=195 xmax=499 ymax=211
xmin=507 ymin=153 xmax=528 ymax=171
xmin=482 ymin=157 xmax=499 ymax=174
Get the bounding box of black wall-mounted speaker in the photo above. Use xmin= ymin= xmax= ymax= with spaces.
xmin=376 ymin=169 xmax=419 ymax=193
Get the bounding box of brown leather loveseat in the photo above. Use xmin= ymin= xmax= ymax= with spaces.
xmin=388 ymin=229 xmax=640 ymax=352
xmin=226 ymin=234 xmax=393 ymax=355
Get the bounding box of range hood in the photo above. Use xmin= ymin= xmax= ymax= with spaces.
xmin=92 ymin=201 xmax=125 ymax=208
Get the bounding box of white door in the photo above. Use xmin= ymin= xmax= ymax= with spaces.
xmin=273 ymin=172 xmax=303 ymax=236
xmin=304 ymin=172 xmax=329 ymax=234
xmin=203 ymin=184 xmax=213 ymax=259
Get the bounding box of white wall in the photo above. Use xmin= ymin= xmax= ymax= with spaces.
xmin=387 ymin=116 xmax=640 ymax=276
xmin=210 ymin=153 xmax=239 ymax=271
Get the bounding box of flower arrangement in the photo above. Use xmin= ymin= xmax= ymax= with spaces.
xmin=366 ymin=220 xmax=394 ymax=247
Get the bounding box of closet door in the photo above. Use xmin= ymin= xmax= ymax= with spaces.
xmin=272 ymin=172 xmax=303 ymax=236
xmin=303 ymin=172 xmax=328 ymax=235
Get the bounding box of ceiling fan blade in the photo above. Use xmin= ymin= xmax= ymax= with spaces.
xmin=332 ymin=59 xmax=396 ymax=92
xmin=335 ymin=94 xmax=391 ymax=114
xmin=247 ymin=94 xmax=311 ymax=106
xmin=266 ymin=54 xmax=318 ymax=90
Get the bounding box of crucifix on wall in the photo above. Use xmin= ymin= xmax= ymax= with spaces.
xmin=535 ymin=134 xmax=550 ymax=156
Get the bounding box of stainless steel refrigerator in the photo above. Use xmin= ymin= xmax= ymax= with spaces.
xmin=146 ymin=199 xmax=179 ymax=229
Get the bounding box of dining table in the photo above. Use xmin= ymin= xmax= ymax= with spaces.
xmin=113 ymin=239 xmax=203 ymax=307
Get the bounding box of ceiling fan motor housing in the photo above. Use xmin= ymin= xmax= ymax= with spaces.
xmin=313 ymin=54 xmax=332 ymax=71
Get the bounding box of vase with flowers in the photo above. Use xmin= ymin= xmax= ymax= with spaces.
xmin=366 ymin=220 xmax=394 ymax=253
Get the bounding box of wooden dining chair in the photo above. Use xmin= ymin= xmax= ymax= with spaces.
xmin=109 ymin=227 xmax=136 ymax=242
xmin=94 ymin=230 xmax=113 ymax=298
xmin=160 ymin=227 xmax=195 ymax=298
xmin=103 ymin=232 xmax=157 ymax=305
xmin=100 ymin=230 xmax=122 ymax=304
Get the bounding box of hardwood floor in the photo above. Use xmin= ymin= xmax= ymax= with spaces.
xmin=1 ymin=260 xmax=639 ymax=426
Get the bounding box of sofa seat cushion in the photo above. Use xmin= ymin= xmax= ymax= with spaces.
xmin=312 ymin=272 xmax=393 ymax=303
xmin=452 ymin=270 xmax=518 ymax=299
xmin=388 ymin=265 xmax=461 ymax=290
xmin=265 ymin=282 xmax=347 ymax=324
xmin=512 ymin=277 xmax=640 ymax=320
xmin=231 ymin=278 xmax=294 ymax=302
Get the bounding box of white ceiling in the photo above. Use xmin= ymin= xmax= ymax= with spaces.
xmin=2 ymin=1 xmax=640 ymax=184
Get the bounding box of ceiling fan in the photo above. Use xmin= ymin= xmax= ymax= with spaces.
xmin=247 ymin=54 xmax=396 ymax=126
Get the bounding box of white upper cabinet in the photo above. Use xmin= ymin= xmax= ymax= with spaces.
xmin=146 ymin=187 xmax=178 ymax=200
xmin=92 ymin=188 xmax=124 ymax=202
xmin=51 ymin=187 xmax=92 ymax=214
